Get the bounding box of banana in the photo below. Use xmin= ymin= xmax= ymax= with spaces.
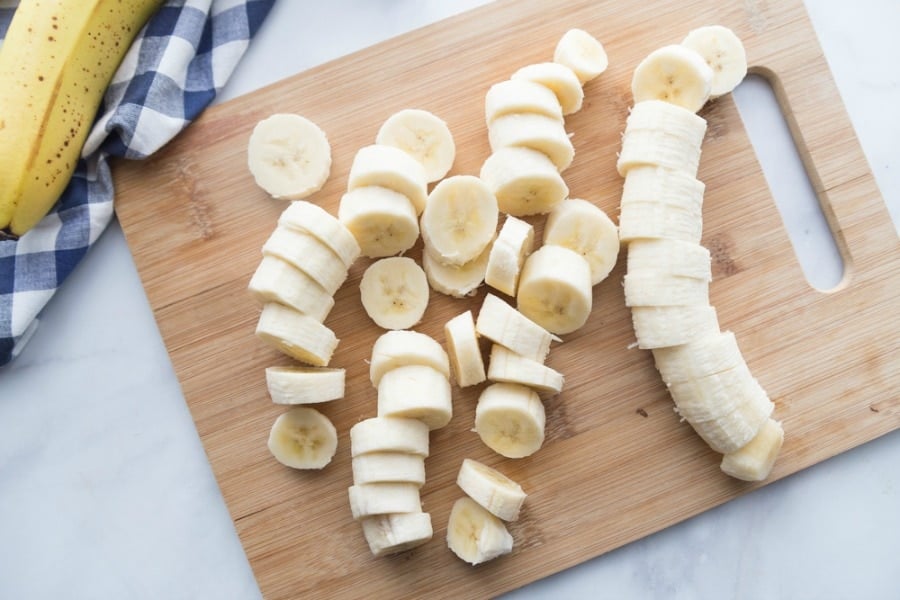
xmin=446 ymin=496 xmax=514 ymax=565
xmin=338 ymin=186 xmax=420 ymax=258
xmin=444 ymin=310 xmax=487 ymax=388
xmin=484 ymin=215 xmax=535 ymax=297
xmin=651 ymin=330 xmax=743 ymax=384
xmin=623 ymin=272 xmax=710 ymax=307
xmin=0 ymin=0 xmax=163 ymax=236
xmin=348 ymin=483 xmax=422 ymax=520
xmin=255 ymin=303 xmax=339 ymax=367
xmin=626 ymin=238 xmax=712 ymax=281
xmin=423 ymin=243 xmax=490 ymax=298
xmin=616 ymin=128 xmax=704 ymax=178
xmin=621 ymin=164 xmax=705 ymax=212
xmin=262 ymin=227 xmax=348 ymax=295
xmin=543 ymin=198 xmax=620 ymax=285
xmin=484 ymin=79 xmax=564 ymax=125
xmin=247 ymin=114 xmax=333 ymax=201
xmin=375 ymin=108 xmax=456 ymax=183
xmin=479 ymin=147 xmax=569 ymax=216
xmin=359 ymin=256 xmax=430 ymax=330
xmin=360 ymin=512 xmax=433 ymax=557
xmin=351 ymin=452 xmax=427 ymax=487
xmin=553 ymin=28 xmax=609 ymax=84
xmin=681 ymin=25 xmax=748 ymax=98
xmin=487 ymin=113 xmax=575 ymax=172
xmin=347 ymin=144 xmax=428 ymax=214
xmin=476 ymin=293 xmax=557 ymax=363
xmin=631 ymin=44 xmax=713 ymax=113
xmin=630 ymin=305 xmax=720 ymax=349
xmin=369 ymin=329 xmax=450 ymax=387
xmin=487 ymin=344 xmax=564 ymax=395
xmin=278 ymin=200 xmax=360 ymax=268
xmin=685 ymin=391 xmax=774 ymax=454
xmin=624 ymin=99 xmax=708 ymax=144
xmin=720 ymin=418 xmax=784 ymax=481
xmin=350 ymin=417 xmax=430 ymax=457
xmin=516 ymin=245 xmax=593 ymax=335
xmin=668 ymin=360 xmax=772 ymax=424
xmin=511 ymin=62 xmax=584 ymax=115
xmin=420 ymin=175 xmax=499 ymax=267
xmin=247 ymin=256 xmax=335 ymax=322
xmin=475 ymin=382 xmax=546 ymax=459
xmin=378 ymin=364 xmax=453 ymax=430
xmin=618 ymin=200 xmax=703 ymax=244
xmin=456 ymin=458 xmax=527 ymax=521
xmin=267 ymin=406 xmax=338 ymax=469
xmin=265 ymin=366 xmax=345 ymax=405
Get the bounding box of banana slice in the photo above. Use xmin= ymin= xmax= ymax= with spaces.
xmin=278 ymin=200 xmax=361 ymax=268
xmin=517 ymin=245 xmax=592 ymax=335
xmin=553 ymin=28 xmax=609 ymax=84
xmin=350 ymin=417 xmax=430 ymax=457
xmin=247 ymin=113 xmax=332 ymax=200
xmin=256 ymin=303 xmax=339 ymax=366
xmin=484 ymin=79 xmax=564 ymax=125
xmin=479 ymin=147 xmax=569 ymax=216
xmin=338 ymin=186 xmax=420 ymax=258
xmin=347 ymin=144 xmax=428 ymax=214
xmin=630 ymin=305 xmax=720 ymax=349
xmin=720 ymin=418 xmax=784 ymax=481
xmin=623 ymin=272 xmax=710 ymax=307
xmin=543 ymin=198 xmax=620 ymax=285
xmin=267 ymin=406 xmax=338 ymax=469
xmin=261 ymin=227 xmax=348 ymax=295
xmin=487 ymin=344 xmax=564 ymax=395
xmin=681 ymin=25 xmax=748 ymax=98
xmin=652 ymin=329 xmax=743 ymax=384
xmin=617 ymin=128 xmax=704 ymax=178
xmin=351 ymin=452 xmax=427 ymax=487
xmin=446 ymin=496 xmax=514 ymax=565
xmin=248 ymin=256 xmax=335 ymax=322
xmin=476 ymin=293 xmax=557 ymax=363
xmin=377 ymin=364 xmax=453 ymax=430
xmin=456 ymin=458 xmax=527 ymax=521
xmin=618 ymin=201 xmax=703 ymax=244
xmin=420 ymin=175 xmax=498 ymax=267
xmin=621 ymin=164 xmax=705 ymax=211
xmin=375 ymin=108 xmax=456 ymax=183
xmin=686 ymin=391 xmax=774 ymax=454
xmin=512 ymin=61 xmax=584 ymax=115
xmin=423 ymin=242 xmax=490 ymax=298
xmin=265 ymin=366 xmax=345 ymax=405
xmin=359 ymin=256 xmax=429 ymax=330
xmin=626 ymin=238 xmax=712 ymax=281
xmin=488 ymin=113 xmax=575 ymax=172
xmin=631 ymin=44 xmax=713 ymax=113
xmin=360 ymin=512 xmax=434 ymax=557
xmin=444 ymin=310 xmax=487 ymax=388
xmin=624 ymin=99 xmax=708 ymax=143
xmin=475 ymin=382 xmax=546 ymax=458
xmin=484 ymin=215 xmax=535 ymax=297
xmin=348 ymin=483 xmax=422 ymax=520
xmin=669 ymin=360 xmax=772 ymax=424
xmin=369 ymin=329 xmax=450 ymax=387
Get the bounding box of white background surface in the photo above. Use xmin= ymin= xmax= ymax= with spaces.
xmin=3 ymin=1 xmax=899 ymax=598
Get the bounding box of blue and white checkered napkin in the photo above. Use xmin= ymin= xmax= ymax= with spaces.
xmin=0 ymin=0 xmax=275 ymax=366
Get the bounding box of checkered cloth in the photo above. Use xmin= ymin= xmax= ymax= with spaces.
xmin=0 ymin=0 xmax=274 ymax=366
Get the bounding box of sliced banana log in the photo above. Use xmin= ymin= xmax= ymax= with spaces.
xmin=681 ymin=25 xmax=748 ymax=98
xmin=487 ymin=344 xmax=564 ymax=395
xmin=623 ymin=272 xmax=710 ymax=307
xmin=278 ymin=200 xmax=361 ymax=268
xmin=247 ymin=113 xmax=332 ymax=200
xmin=369 ymin=329 xmax=450 ymax=387
xmin=543 ymin=198 xmax=620 ymax=285
xmin=255 ymin=302 xmax=339 ymax=367
xmin=626 ymin=238 xmax=712 ymax=281
xmin=668 ymin=360 xmax=772 ymax=424
xmin=351 ymin=452 xmax=427 ymax=487
xmin=348 ymin=483 xmax=422 ymax=520
xmin=618 ymin=200 xmax=703 ymax=244
xmin=488 ymin=113 xmax=575 ymax=172
xmin=350 ymin=417 xmax=430 ymax=457
xmin=485 ymin=215 xmax=535 ymax=297
xmin=621 ymin=164 xmax=705 ymax=212
xmin=261 ymin=226 xmax=348 ymax=295
xmin=475 ymin=382 xmax=546 ymax=459
xmin=248 ymin=256 xmax=335 ymax=322
xmin=444 ymin=310 xmax=487 ymax=388
xmin=456 ymin=458 xmax=527 ymax=521
xmin=517 ymin=245 xmax=593 ymax=335
xmin=686 ymin=391 xmax=774 ymax=454
xmin=423 ymin=242 xmax=490 ymax=298
xmin=267 ymin=406 xmax=338 ymax=469
xmin=512 ymin=61 xmax=584 ymax=115
xmin=359 ymin=256 xmax=429 ymax=330
xmin=651 ymin=329 xmax=743 ymax=384
xmin=377 ymin=365 xmax=453 ymax=430
xmin=347 ymin=144 xmax=428 ymax=214
xmin=476 ymin=293 xmax=557 ymax=363
xmin=484 ymin=78 xmax=565 ymax=125
xmin=375 ymin=108 xmax=455 ymax=182
xmin=338 ymin=186 xmax=420 ymax=258
xmin=631 ymin=44 xmax=713 ymax=113
xmin=479 ymin=146 xmax=569 ymax=217
xmin=720 ymin=418 xmax=784 ymax=481
xmin=265 ymin=366 xmax=345 ymax=404
xmin=361 ymin=512 xmax=434 ymax=557
xmin=446 ymin=497 xmax=514 ymax=565
xmin=630 ymin=305 xmax=720 ymax=349
xmin=421 ymin=175 xmax=498 ymax=267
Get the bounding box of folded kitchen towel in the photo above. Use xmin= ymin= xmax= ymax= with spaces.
xmin=0 ymin=0 xmax=275 ymax=366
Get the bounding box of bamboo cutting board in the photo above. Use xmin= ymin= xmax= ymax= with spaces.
xmin=112 ymin=0 xmax=899 ymax=597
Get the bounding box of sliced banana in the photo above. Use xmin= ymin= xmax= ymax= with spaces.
xmin=456 ymin=458 xmax=527 ymax=521
xmin=630 ymin=305 xmax=720 ymax=349
xmin=720 ymin=418 xmax=784 ymax=481
xmin=278 ymin=200 xmax=360 ymax=268
xmin=420 ymin=175 xmax=498 ymax=267
xmin=444 ymin=310 xmax=487 ymax=388
xmin=265 ymin=366 xmax=345 ymax=405
xmin=446 ymin=496 xmax=514 ymax=565
xmin=623 ymin=272 xmax=710 ymax=307
xmin=338 ymin=186 xmax=420 ymax=258
xmin=517 ymin=245 xmax=593 ymax=335
xmin=248 ymin=256 xmax=335 ymax=322
xmin=377 ymin=364 xmax=453 ymax=430
xmin=350 ymin=416 xmax=430 ymax=457
xmin=626 ymin=238 xmax=712 ymax=280
xmin=488 ymin=113 xmax=575 ymax=172
xmin=369 ymin=329 xmax=450 ymax=387
xmin=247 ymin=113 xmax=332 ymax=200
xmin=267 ymin=406 xmax=338 ymax=469
xmin=255 ymin=302 xmax=339 ymax=367
xmin=360 ymin=512 xmax=434 ymax=557
xmin=487 ymin=344 xmax=564 ymax=395
xmin=616 ymin=128 xmax=704 ymax=178
xmin=618 ymin=201 xmax=704 ymax=244
xmin=652 ymin=329 xmax=743 ymax=384
xmin=359 ymin=256 xmax=429 ymax=330
xmin=348 ymin=483 xmax=422 ymax=520
xmin=475 ymin=382 xmax=546 ymax=459
xmin=479 ymin=147 xmax=569 ymax=216
xmin=543 ymin=198 xmax=620 ymax=285
xmin=621 ymin=164 xmax=705 ymax=211
xmin=476 ymin=293 xmax=557 ymax=364
xmin=686 ymin=392 xmax=774 ymax=454
xmin=261 ymin=227 xmax=348 ymax=295
xmin=423 ymin=242 xmax=490 ymax=298
xmin=553 ymin=28 xmax=609 ymax=84
xmin=681 ymin=25 xmax=748 ymax=98
xmin=669 ymin=360 xmax=772 ymax=424
xmin=351 ymin=452 xmax=427 ymax=487
xmin=631 ymin=44 xmax=713 ymax=113
xmin=512 ymin=61 xmax=584 ymax=115
xmin=375 ymin=108 xmax=456 ymax=183
xmin=484 ymin=215 xmax=535 ymax=297
xmin=624 ymin=99 xmax=708 ymax=143
xmin=347 ymin=144 xmax=428 ymax=214
xmin=484 ymin=78 xmax=565 ymax=125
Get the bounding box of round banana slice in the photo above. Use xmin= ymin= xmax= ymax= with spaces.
xmin=553 ymin=28 xmax=609 ymax=84
xmin=484 ymin=78 xmax=564 ymax=125
xmin=277 ymin=200 xmax=360 ymax=269
xmin=631 ymin=44 xmax=713 ymax=113
xmin=681 ymin=25 xmax=748 ymax=98
xmin=686 ymin=389 xmax=774 ymax=454
xmin=487 ymin=344 xmax=564 ymax=395
xmin=480 ymin=147 xmax=569 ymax=216
xmin=423 ymin=242 xmax=490 ymax=298
xmin=456 ymin=458 xmax=527 ymax=521
xmin=338 ymin=186 xmax=420 ymax=258
xmin=347 ymin=144 xmax=428 ymax=214
xmin=446 ymin=496 xmax=514 ymax=565
xmin=618 ymin=200 xmax=704 ymax=244
xmin=377 ymin=364 xmax=453 ymax=430
xmin=420 ymin=175 xmax=498 ymax=267
xmin=444 ymin=310 xmax=487 ymax=388
xmin=475 ymin=382 xmax=546 ymax=459
xmin=375 ymin=108 xmax=456 ymax=183
xmin=517 ymin=245 xmax=593 ymax=335
xmin=255 ymin=302 xmax=339 ymax=367
xmin=351 ymin=452 xmax=427 ymax=487
xmin=621 ymin=165 xmax=706 ymax=211
xmin=484 ymin=215 xmax=535 ymax=297
xmin=543 ymin=198 xmax=620 ymax=285
xmin=248 ymin=256 xmax=335 ymax=322
xmin=627 ymin=238 xmax=712 ymax=281
xmin=720 ymin=418 xmax=784 ymax=482
xmin=361 ymin=512 xmax=434 ymax=557
xmin=359 ymin=256 xmax=429 ymax=330
xmin=511 ymin=61 xmax=584 ymax=114
xmin=265 ymin=366 xmax=345 ymax=405
xmin=623 ymin=99 xmax=708 ymax=143
xmin=350 ymin=416 xmax=430 ymax=457
xmin=267 ymin=406 xmax=338 ymax=469
xmin=247 ymin=113 xmax=332 ymax=200
xmin=616 ymin=127 xmax=704 ymax=178
xmin=623 ymin=272 xmax=710 ymax=307
xmin=475 ymin=293 xmax=556 ymax=364
xmin=487 ymin=113 xmax=574 ymax=172
xmin=630 ymin=305 xmax=720 ymax=349
xmin=348 ymin=483 xmax=422 ymax=520
xmin=261 ymin=227 xmax=348 ymax=295
xmin=369 ymin=329 xmax=450 ymax=387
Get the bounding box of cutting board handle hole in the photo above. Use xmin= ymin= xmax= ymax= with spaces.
xmin=733 ymin=73 xmax=846 ymax=292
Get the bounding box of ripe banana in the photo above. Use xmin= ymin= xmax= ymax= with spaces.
xmin=350 ymin=417 xmax=430 ymax=457
xmin=348 ymin=483 xmax=422 ymax=520
xmin=347 ymin=144 xmax=428 ymax=214
xmin=423 ymin=243 xmax=490 ymax=298
xmin=267 ymin=407 xmax=338 ymax=469
xmin=553 ymin=28 xmax=609 ymax=84
xmin=0 ymin=0 xmax=163 ymax=236
xmin=360 ymin=512 xmax=433 ymax=557
xmin=511 ymin=62 xmax=584 ymax=115
xmin=375 ymin=108 xmax=456 ymax=182
xmin=247 ymin=114 xmax=332 ymax=200
xmin=265 ymin=366 xmax=345 ymax=405
xmin=623 ymin=272 xmax=710 ymax=307
xmin=420 ymin=175 xmax=498 ymax=267
xmin=261 ymin=227 xmax=348 ymax=295
xmin=681 ymin=25 xmax=748 ymax=98
xmin=484 ymin=79 xmax=564 ymax=125
xmin=359 ymin=256 xmax=430 ymax=330
xmin=484 ymin=215 xmax=535 ymax=296
xmin=487 ymin=344 xmax=564 ymax=395
xmin=351 ymin=452 xmax=427 ymax=487
xmin=369 ymin=329 xmax=450 ymax=387
xmin=479 ymin=146 xmax=569 ymax=216
xmin=621 ymin=164 xmax=705 ymax=211
xmin=630 ymin=305 xmax=720 ymax=349
xmin=543 ymin=198 xmax=620 ymax=285
xmin=443 ymin=310 xmax=487 ymax=388
xmin=338 ymin=186 xmax=420 ymax=258
xmin=456 ymin=458 xmax=527 ymax=521
xmin=488 ymin=113 xmax=575 ymax=172
xmin=255 ymin=302 xmax=339 ymax=367
xmin=377 ymin=365 xmax=453 ymax=430
xmin=475 ymin=382 xmax=546 ymax=459
xmin=248 ymin=256 xmax=335 ymax=322
xmin=517 ymin=245 xmax=593 ymax=335
xmin=476 ymin=293 xmax=557 ymax=363
xmin=631 ymin=44 xmax=713 ymax=113
xmin=626 ymin=238 xmax=712 ymax=281
xmin=278 ymin=200 xmax=360 ymax=268
xmin=617 ymin=200 xmax=704 ymax=244
xmin=720 ymin=418 xmax=784 ymax=481
xmin=446 ymin=496 xmax=514 ymax=565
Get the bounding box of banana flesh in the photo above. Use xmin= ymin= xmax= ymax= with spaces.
xmin=476 ymin=293 xmax=557 ymax=363
xmin=375 ymin=108 xmax=455 ymax=183
xmin=359 ymin=256 xmax=429 ymax=330
xmin=456 ymin=458 xmax=527 ymax=521
xmin=475 ymin=382 xmax=546 ymax=458
xmin=376 ymin=364 xmax=453 ymax=430
xmin=265 ymin=366 xmax=345 ymax=405
xmin=369 ymin=330 xmax=450 ymax=386
xmin=446 ymin=496 xmax=514 ymax=565
xmin=267 ymin=407 xmax=338 ymax=469
xmin=444 ymin=310 xmax=487 ymax=388
xmin=484 ymin=215 xmax=535 ymax=296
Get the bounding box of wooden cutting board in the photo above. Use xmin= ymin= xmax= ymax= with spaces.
xmin=112 ymin=0 xmax=899 ymax=597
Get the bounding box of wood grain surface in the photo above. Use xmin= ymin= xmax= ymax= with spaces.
xmin=112 ymin=0 xmax=899 ymax=597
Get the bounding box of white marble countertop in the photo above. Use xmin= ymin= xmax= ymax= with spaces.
xmin=2 ymin=1 xmax=899 ymax=598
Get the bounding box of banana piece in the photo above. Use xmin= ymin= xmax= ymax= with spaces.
xmin=479 ymin=147 xmax=569 ymax=217
xmin=618 ymin=200 xmax=704 ymax=244
xmin=256 ymin=303 xmax=339 ymax=367
xmin=651 ymin=330 xmax=743 ymax=384
xmin=631 ymin=44 xmax=713 ymax=113
xmin=278 ymin=200 xmax=360 ymax=268
xmin=686 ymin=391 xmax=774 ymax=454
xmin=338 ymin=186 xmax=420 ymax=258
xmin=267 ymin=406 xmax=338 ymax=469
xmin=456 ymin=458 xmax=527 ymax=521
xmin=476 ymin=293 xmax=557 ymax=363
xmin=681 ymin=25 xmax=748 ymax=98
xmin=347 ymin=144 xmax=428 ymax=214
xmin=350 ymin=417 xmax=430 ymax=457
xmin=485 ymin=215 xmax=535 ymax=296
xmin=265 ymin=366 xmax=345 ymax=405
xmin=623 ymin=272 xmax=710 ymax=307
xmin=444 ymin=310 xmax=487 ymax=388
xmin=377 ymin=365 xmax=453 ymax=430
xmin=488 ymin=113 xmax=575 ymax=172
xmin=262 ymin=227 xmax=348 ymax=295
xmin=359 ymin=257 xmax=430 ymax=330
xmin=626 ymin=238 xmax=712 ymax=281
xmin=423 ymin=243 xmax=490 ymax=298
xmin=247 ymin=113 xmax=332 ymax=200
xmin=512 ymin=62 xmax=584 ymax=115
xmin=720 ymin=419 xmax=784 ymax=481
xmin=484 ymin=79 xmax=565 ymax=125
xmin=487 ymin=344 xmax=564 ymax=395
xmin=375 ymin=108 xmax=456 ymax=183
xmin=617 ymin=128 xmax=704 ymax=178
xmin=553 ymin=28 xmax=609 ymax=84
xmin=624 ymin=99 xmax=708 ymax=144
xmin=348 ymin=483 xmax=422 ymax=520
xmin=369 ymin=329 xmax=450 ymax=387
xmin=543 ymin=198 xmax=620 ymax=285
xmin=668 ymin=360 xmax=772 ymax=424
xmin=248 ymin=256 xmax=335 ymax=322
xmin=630 ymin=305 xmax=720 ymax=349
xmin=475 ymin=382 xmax=546 ymax=458
xmin=420 ymin=175 xmax=499 ymax=267
xmin=446 ymin=497 xmax=514 ymax=565
xmin=351 ymin=452 xmax=427 ymax=487
xmin=517 ymin=245 xmax=593 ymax=335
xmin=360 ymin=512 xmax=434 ymax=557
xmin=621 ymin=165 xmax=705 ymax=212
